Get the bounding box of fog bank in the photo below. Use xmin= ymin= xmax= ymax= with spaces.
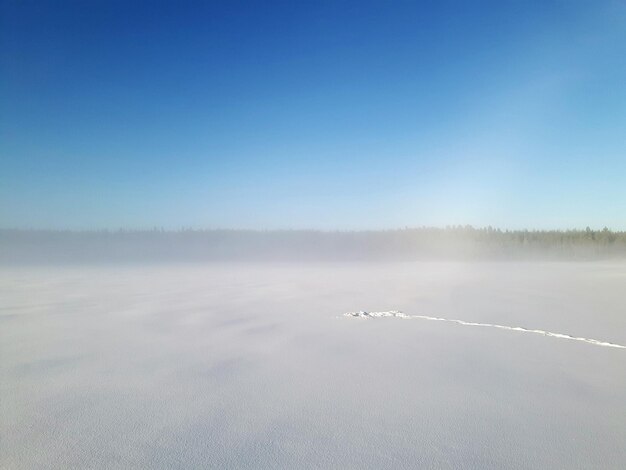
xmin=2 ymin=228 xmax=626 ymax=264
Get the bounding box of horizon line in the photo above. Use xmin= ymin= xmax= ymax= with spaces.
xmin=1 ymin=226 xmax=623 ymax=234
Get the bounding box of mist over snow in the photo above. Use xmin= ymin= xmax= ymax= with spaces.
xmin=3 ymin=228 xmax=626 ymax=264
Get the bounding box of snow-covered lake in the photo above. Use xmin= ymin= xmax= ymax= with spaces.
xmin=1 ymin=262 xmax=625 ymax=469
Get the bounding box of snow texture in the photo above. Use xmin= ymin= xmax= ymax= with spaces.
xmin=2 ymin=262 xmax=626 ymax=469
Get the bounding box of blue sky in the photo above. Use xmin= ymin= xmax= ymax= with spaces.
xmin=1 ymin=0 xmax=625 ymax=230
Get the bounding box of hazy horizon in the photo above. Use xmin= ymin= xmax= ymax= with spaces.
xmin=3 ymin=225 xmax=626 ymax=239
xmin=3 ymin=226 xmax=626 ymax=265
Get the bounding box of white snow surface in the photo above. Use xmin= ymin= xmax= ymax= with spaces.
xmin=2 ymin=262 xmax=626 ymax=469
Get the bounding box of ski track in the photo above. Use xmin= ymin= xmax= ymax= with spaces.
xmin=344 ymin=311 xmax=626 ymax=349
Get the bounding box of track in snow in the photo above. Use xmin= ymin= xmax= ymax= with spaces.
xmin=344 ymin=311 xmax=626 ymax=349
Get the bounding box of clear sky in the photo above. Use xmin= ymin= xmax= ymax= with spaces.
xmin=1 ymin=0 xmax=625 ymax=230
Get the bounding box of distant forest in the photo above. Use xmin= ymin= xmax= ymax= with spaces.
xmin=1 ymin=227 xmax=626 ymax=263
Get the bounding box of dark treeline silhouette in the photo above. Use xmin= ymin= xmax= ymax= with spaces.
xmin=1 ymin=226 xmax=626 ymax=264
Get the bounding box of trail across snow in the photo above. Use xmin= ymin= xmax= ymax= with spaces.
xmin=344 ymin=311 xmax=626 ymax=349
